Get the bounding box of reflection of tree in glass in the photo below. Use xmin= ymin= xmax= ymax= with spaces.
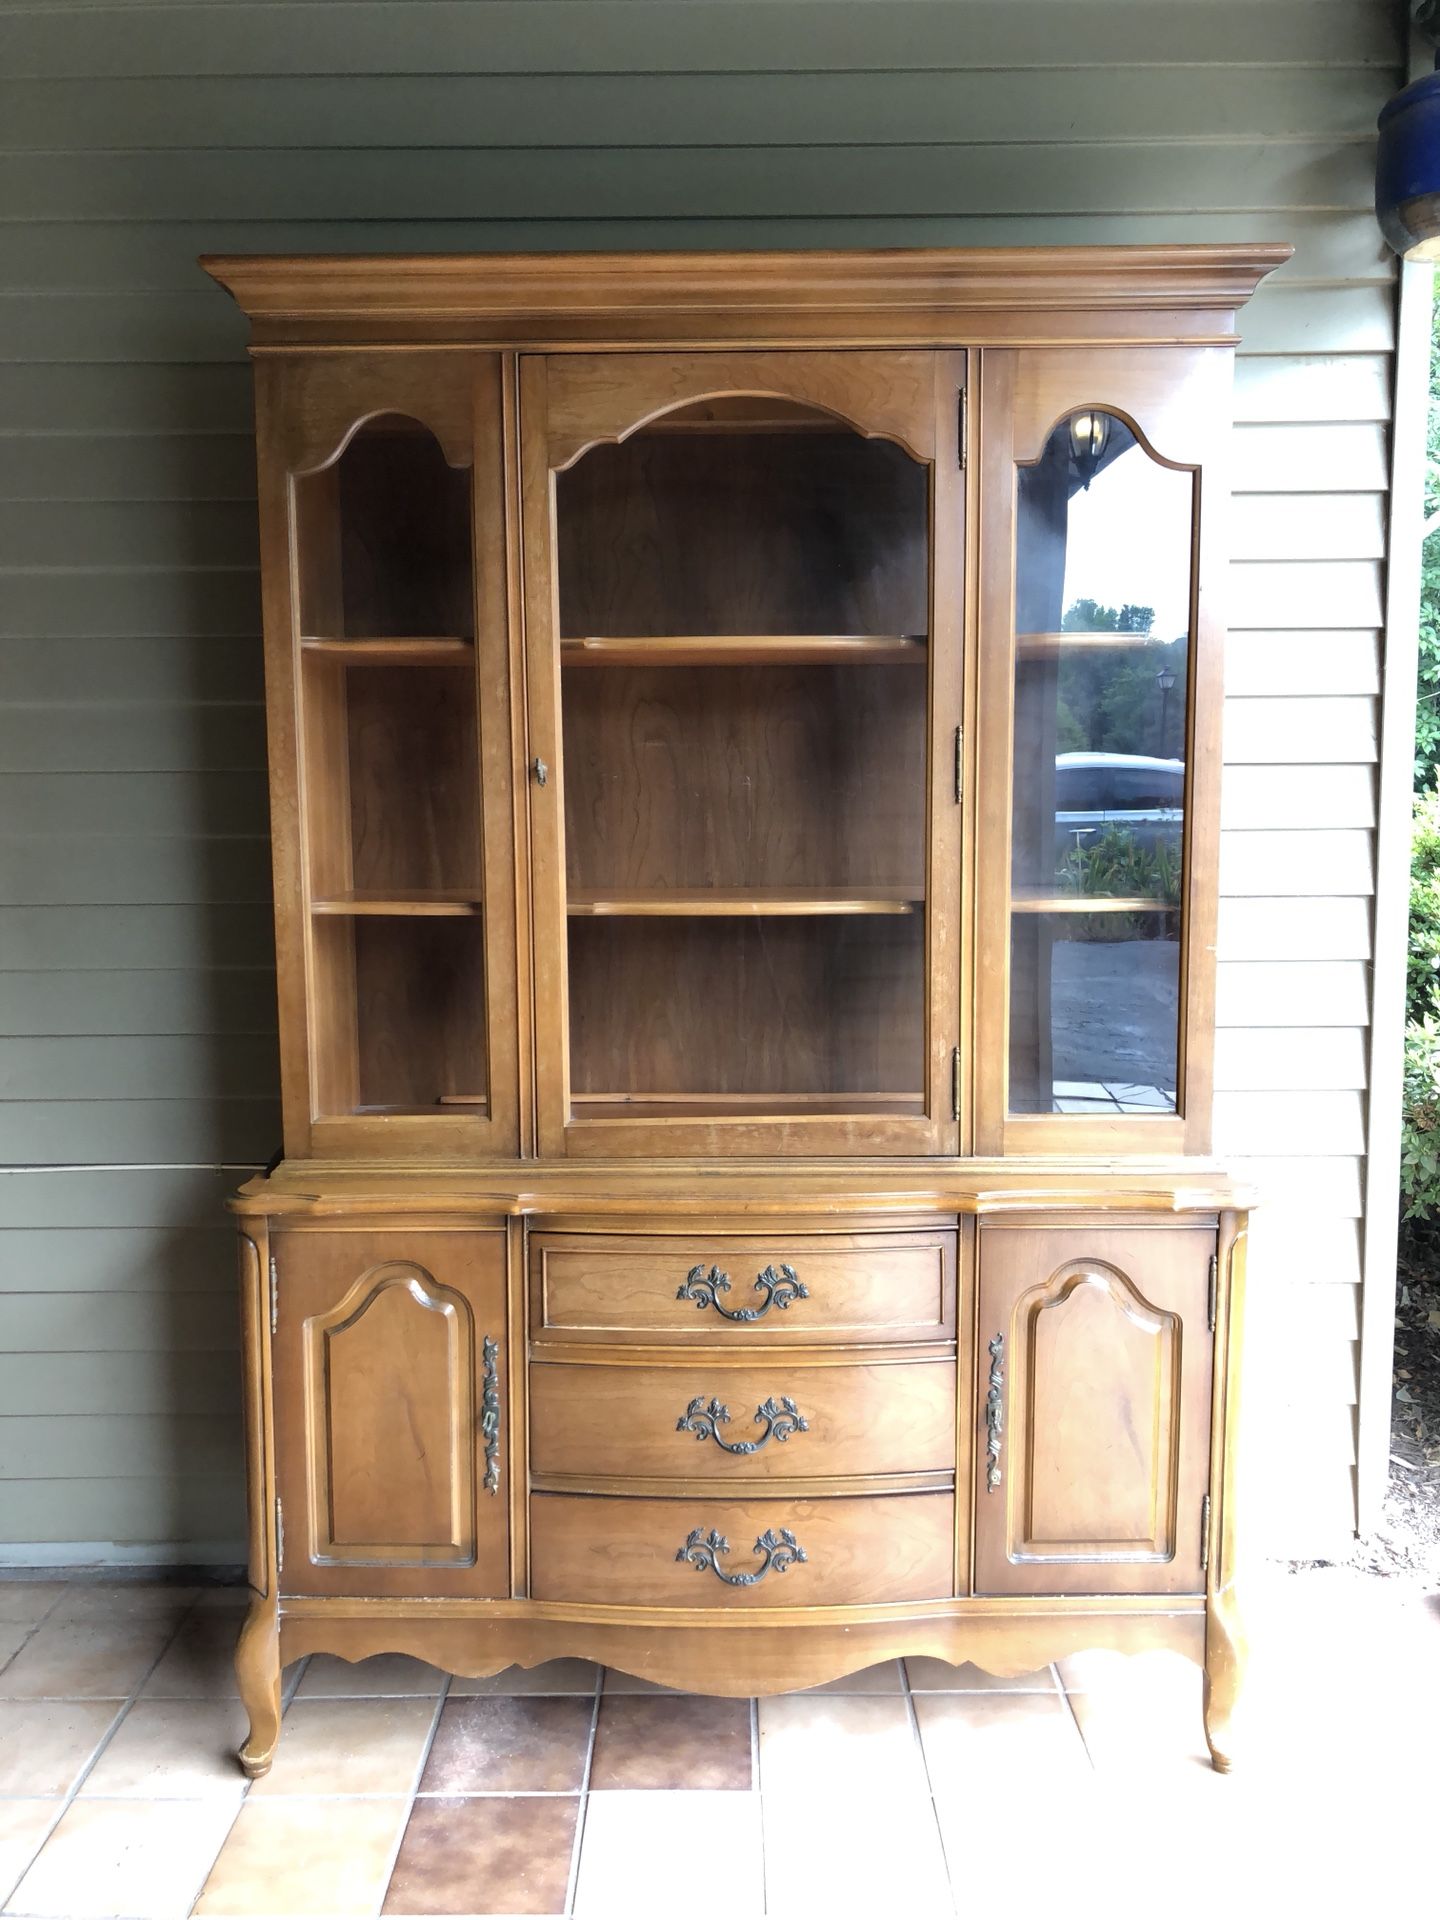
xmin=1054 ymin=598 xmax=1187 ymax=759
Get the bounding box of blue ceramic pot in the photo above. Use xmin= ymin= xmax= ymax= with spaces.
xmin=1377 ymin=69 xmax=1440 ymax=259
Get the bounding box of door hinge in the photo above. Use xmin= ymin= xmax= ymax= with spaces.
xmin=275 ymin=1495 xmax=284 ymax=1577
xmin=954 ymin=723 xmax=963 ymax=804
xmin=268 ymin=1253 xmax=278 ymax=1334
xmin=957 ymin=387 xmax=968 ymax=468
xmin=951 ymin=1045 xmax=961 ymax=1123
xmin=1200 ymin=1492 xmax=1211 ymax=1574
xmin=1207 ymin=1253 xmax=1218 ymax=1334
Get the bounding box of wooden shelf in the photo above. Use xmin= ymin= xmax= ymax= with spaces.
xmin=1012 ymin=894 xmax=1176 ymax=915
xmin=568 ymin=886 xmax=923 ymax=918
xmin=313 ymin=891 xmax=484 ymax=917
xmin=302 ymin=636 xmax=473 ymax=664
xmin=1016 ymin=631 xmax=1159 ymax=656
xmin=561 ymin=635 xmax=926 ymax=667
xmin=572 ymin=1090 xmax=924 ymax=1119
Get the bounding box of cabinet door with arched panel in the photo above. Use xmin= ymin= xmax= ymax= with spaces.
xmin=973 ymin=1221 xmax=1215 ymax=1596
xmin=975 ymin=347 xmax=1232 ymax=1155
xmin=521 ymin=349 xmax=966 ymax=1158
xmin=271 ymin=1229 xmax=509 ymax=1598
xmin=256 ymin=353 xmax=520 ymax=1160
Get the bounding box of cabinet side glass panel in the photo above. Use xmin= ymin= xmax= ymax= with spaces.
xmin=294 ymin=415 xmax=489 ymax=1117
xmin=554 ymin=398 xmax=932 ymax=1121
xmin=1008 ymin=412 xmax=1193 ymax=1117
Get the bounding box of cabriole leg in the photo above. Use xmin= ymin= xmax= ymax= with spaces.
xmin=1203 ymin=1584 xmax=1245 ymax=1773
xmin=235 ymin=1591 xmax=282 ymax=1779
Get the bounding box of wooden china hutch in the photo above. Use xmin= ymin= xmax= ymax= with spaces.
xmin=204 ymin=244 xmax=1287 ymax=1776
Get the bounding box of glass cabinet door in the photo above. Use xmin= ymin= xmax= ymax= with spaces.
xmin=976 ymin=348 xmax=1225 ymax=1154
xmin=264 ymin=355 xmax=519 ymax=1156
xmin=523 ymin=352 xmax=963 ymax=1156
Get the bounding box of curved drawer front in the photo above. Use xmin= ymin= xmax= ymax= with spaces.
xmin=530 ymin=1358 xmax=956 ymax=1480
xmin=529 ymin=1491 xmax=955 ymax=1607
xmin=533 ymin=1230 xmax=955 ymax=1345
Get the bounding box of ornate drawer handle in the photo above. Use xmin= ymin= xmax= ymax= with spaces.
xmin=985 ymin=1332 xmax=1004 ymax=1493
xmin=676 ymin=1395 xmax=809 ymax=1455
xmin=676 ymin=1262 xmax=809 ymax=1321
xmin=481 ymin=1335 xmax=501 ymax=1496
xmin=675 ymin=1526 xmax=807 ymax=1586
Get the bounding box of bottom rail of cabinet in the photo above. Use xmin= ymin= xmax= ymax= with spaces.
xmin=233 ymin=1590 xmax=1243 ymax=1779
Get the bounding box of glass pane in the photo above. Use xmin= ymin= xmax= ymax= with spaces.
xmin=555 ymin=396 xmax=931 ymax=1122
xmin=295 ymin=418 xmax=487 ymax=1118
xmin=1008 ymin=409 xmax=1192 ymax=1116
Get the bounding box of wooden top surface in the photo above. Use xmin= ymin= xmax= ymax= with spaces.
xmin=200 ymin=243 xmax=1293 ymax=350
xmin=231 ymin=1157 xmax=1255 ymax=1219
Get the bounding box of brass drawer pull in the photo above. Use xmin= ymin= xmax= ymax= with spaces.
xmin=675 ymin=1526 xmax=807 ymax=1586
xmin=985 ymin=1332 xmax=1004 ymax=1493
xmin=676 ymin=1261 xmax=809 ymax=1322
xmin=676 ymin=1394 xmax=809 ymax=1455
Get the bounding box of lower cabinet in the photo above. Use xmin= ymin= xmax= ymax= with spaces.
xmin=973 ymin=1223 xmax=1216 ymax=1596
xmin=271 ymin=1229 xmax=509 ymax=1598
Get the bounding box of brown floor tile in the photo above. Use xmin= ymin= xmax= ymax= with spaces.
xmin=914 ymin=1689 xmax=1090 ymax=1790
xmin=598 ymin=1669 xmax=678 ymax=1695
xmin=797 ymin=1660 xmax=905 ymax=1694
xmin=906 ymin=1656 xmax=1056 ymax=1692
xmin=574 ymin=1791 xmax=762 ymax=1918
xmin=139 ymin=1618 xmax=241 ymax=1699
xmin=758 ymin=1694 xmax=929 ymax=1801
xmin=382 ymin=1794 xmax=579 ymax=1916
xmin=296 ymin=1652 xmax=446 ymax=1698
xmin=195 ymin=1795 xmax=408 ymax=1917
xmin=0 ymin=1800 xmax=61 ymax=1908
xmin=0 ymin=1582 xmax=67 ymax=1626
xmin=453 ymin=1658 xmax=599 ymax=1696
xmin=0 ymin=1699 xmax=121 ymax=1795
xmin=8 ymin=1796 xmax=239 ymax=1920
xmin=0 ymin=1617 xmax=175 ymax=1699
xmin=589 ymin=1693 xmax=751 ymax=1790
xmin=77 ymin=1698 xmax=250 ymax=1799
xmin=420 ymin=1695 xmax=593 ymax=1794
xmin=249 ymin=1696 xmax=439 ymax=1797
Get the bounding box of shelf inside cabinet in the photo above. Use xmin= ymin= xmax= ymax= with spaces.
xmin=312 ymin=890 xmax=484 ymax=917
xmin=1011 ymin=895 xmax=1175 ymax=915
xmin=560 ymin=634 xmax=926 ymax=668
xmin=1015 ymin=630 xmax=1162 ymax=656
xmin=302 ymin=636 xmax=474 ymax=664
xmin=571 ymin=1091 xmax=925 ymax=1119
xmin=567 ymin=886 xmax=923 ymax=918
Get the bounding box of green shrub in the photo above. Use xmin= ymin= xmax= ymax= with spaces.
xmin=1054 ymin=825 xmax=1180 ymax=940
xmin=1402 ymin=1018 xmax=1440 ymax=1219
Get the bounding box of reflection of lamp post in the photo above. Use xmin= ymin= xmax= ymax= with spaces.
xmin=1156 ymin=665 xmax=1177 ymax=755
xmin=1068 ymin=410 xmax=1110 ymax=490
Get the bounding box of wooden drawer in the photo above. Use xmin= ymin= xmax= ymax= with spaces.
xmin=530 ymin=1357 xmax=956 ymax=1481
xmin=530 ymin=1491 xmax=955 ymax=1607
xmin=531 ymin=1230 xmax=955 ymax=1345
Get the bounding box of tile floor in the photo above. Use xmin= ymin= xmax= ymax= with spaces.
xmin=0 ymin=1568 xmax=1437 ymax=1917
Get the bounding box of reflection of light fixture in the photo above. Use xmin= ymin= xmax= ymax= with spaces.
xmin=1068 ymin=410 xmax=1111 ymax=490
xmin=1156 ymin=665 xmax=1177 ymax=754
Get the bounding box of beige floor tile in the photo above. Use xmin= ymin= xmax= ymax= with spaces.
xmin=1056 ymin=1646 xmax=1200 ymax=1694
xmin=758 ymin=1695 xmax=929 ymax=1800
xmin=764 ymin=1783 xmax=952 ymax=1915
xmin=0 ymin=1800 xmax=61 ymax=1908
xmin=139 ymin=1618 xmax=241 ymax=1699
xmin=0 ymin=1699 xmax=120 ymax=1796
xmin=188 ymin=1585 xmax=251 ymax=1612
xmin=0 ymin=1583 xmax=66 ymax=1627
xmin=797 ymin=1660 xmax=904 ymax=1695
xmin=8 ymin=1796 xmax=239 ymax=1920
xmin=1067 ymin=1675 xmax=1213 ymax=1775
xmin=249 ymin=1696 xmax=438 ymax=1796
xmin=915 ymin=1690 xmax=1091 ymax=1791
xmin=194 ymin=1796 xmax=409 ymax=1917
xmin=0 ymin=1624 xmax=33 ymax=1669
xmin=0 ymin=1617 xmax=175 ymax=1700
xmin=47 ymin=1582 xmax=198 ymax=1624
xmin=906 ymin=1656 xmax=1057 ymax=1692
xmin=574 ymin=1790 xmax=763 ymax=1918
xmin=295 ymin=1653 xmax=447 ymax=1698
xmin=454 ymin=1657 xmax=600 ymax=1695
xmin=78 ymin=1698 xmax=251 ymax=1799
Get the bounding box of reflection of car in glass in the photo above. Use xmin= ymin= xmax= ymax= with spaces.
xmin=1053 ymin=752 xmax=1184 ymax=855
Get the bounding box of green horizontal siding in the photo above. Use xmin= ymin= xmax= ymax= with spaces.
xmin=0 ymin=0 xmax=1402 ymax=1561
